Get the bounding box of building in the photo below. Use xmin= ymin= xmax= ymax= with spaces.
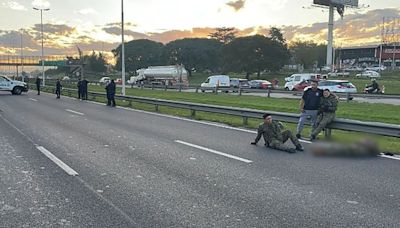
xmin=336 ymin=45 xmax=400 ymax=69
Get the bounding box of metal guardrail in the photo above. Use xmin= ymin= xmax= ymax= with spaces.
xmin=36 ymin=85 xmax=400 ymax=138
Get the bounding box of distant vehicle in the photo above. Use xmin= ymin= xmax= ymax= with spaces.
xmin=284 ymin=73 xmax=322 ymax=91
xmin=127 ymin=76 xmax=140 ymax=84
xmin=230 ymin=78 xmax=250 ymax=89
xmin=136 ymin=65 xmax=189 ymax=86
xmin=345 ymin=66 xmax=363 ymax=72
xmin=304 ymin=80 xmax=357 ymax=99
xmin=200 ymin=75 xmax=230 ymax=92
xmin=248 ymin=80 xmax=272 ymax=89
xmin=327 ymin=71 xmax=350 ymax=77
xmin=293 ymin=80 xmax=311 ymax=91
xmin=355 ymin=70 xmax=381 ymax=79
xmin=62 ymin=76 xmax=70 ymax=81
xmin=99 ymin=77 xmax=111 ymax=84
xmin=365 ymin=65 xmax=386 ymax=71
xmin=115 ymin=78 xmax=122 ymax=85
xmin=0 ymin=75 xmax=28 ymax=95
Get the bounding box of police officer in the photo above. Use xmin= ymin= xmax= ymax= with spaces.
xmin=251 ymin=113 xmax=304 ymax=153
xmin=77 ymin=78 xmax=82 ymax=99
xmin=36 ymin=76 xmax=41 ymax=95
xmin=296 ymin=80 xmax=323 ymax=139
xmin=55 ymin=79 xmax=62 ymax=99
xmin=311 ymin=89 xmax=338 ymax=140
xmin=105 ymin=79 xmax=116 ymax=107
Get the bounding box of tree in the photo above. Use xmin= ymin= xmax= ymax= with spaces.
xmin=269 ymin=27 xmax=286 ymax=46
xmin=85 ymin=51 xmax=107 ymax=73
xmin=163 ymin=38 xmax=222 ymax=76
xmin=112 ymin=39 xmax=164 ymax=73
xmin=222 ymin=35 xmax=289 ymax=79
xmin=290 ymin=41 xmax=327 ymax=69
xmin=209 ymin=27 xmax=238 ymax=44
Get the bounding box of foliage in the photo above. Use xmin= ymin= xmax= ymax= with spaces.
xmin=209 ymin=27 xmax=238 ymax=44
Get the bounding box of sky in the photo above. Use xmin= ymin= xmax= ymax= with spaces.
xmin=0 ymin=0 xmax=400 ymax=58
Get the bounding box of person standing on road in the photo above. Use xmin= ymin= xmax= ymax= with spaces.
xmin=251 ymin=114 xmax=304 ymax=153
xmin=55 ymin=79 xmax=62 ymax=99
xmin=81 ymin=78 xmax=89 ymax=100
xmin=35 ymin=76 xmax=41 ymax=95
xmin=77 ymin=78 xmax=82 ymax=99
xmin=310 ymin=89 xmax=338 ymax=140
xmin=296 ymin=80 xmax=323 ymax=139
xmin=105 ymin=79 xmax=116 ymax=107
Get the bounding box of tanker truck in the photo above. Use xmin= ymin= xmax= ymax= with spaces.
xmin=135 ymin=65 xmax=189 ymax=86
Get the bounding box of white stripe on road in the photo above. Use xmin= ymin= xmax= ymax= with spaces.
xmin=65 ymin=109 xmax=85 ymax=116
xmin=379 ymin=154 xmax=400 ymax=161
xmin=175 ymin=140 xmax=253 ymax=164
xmin=29 ymin=98 xmax=38 ymax=102
xmin=36 ymin=146 xmax=79 ymax=176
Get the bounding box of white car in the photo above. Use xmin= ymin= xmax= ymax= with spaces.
xmin=365 ymin=66 xmax=386 ymax=71
xmin=0 ymin=75 xmax=29 ymax=95
xmin=355 ymin=70 xmax=381 ymax=79
xmin=305 ymin=80 xmax=357 ymax=94
xmin=284 ymin=73 xmax=322 ymax=91
xmin=99 ymin=77 xmax=111 ymax=84
xmin=201 ymin=75 xmax=230 ymax=92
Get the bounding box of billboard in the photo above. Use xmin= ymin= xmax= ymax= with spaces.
xmin=314 ymin=0 xmax=359 ymax=7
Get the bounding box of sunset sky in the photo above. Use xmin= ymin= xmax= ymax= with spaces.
xmin=0 ymin=0 xmax=400 ymax=57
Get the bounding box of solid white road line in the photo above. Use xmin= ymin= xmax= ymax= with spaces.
xmin=36 ymin=146 xmax=79 ymax=176
xmin=175 ymin=140 xmax=253 ymax=164
xmin=29 ymin=98 xmax=38 ymax=102
xmin=65 ymin=109 xmax=85 ymax=116
xmin=379 ymin=154 xmax=400 ymax=161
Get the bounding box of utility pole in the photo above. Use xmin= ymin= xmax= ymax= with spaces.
xmin=121 ymin=0 xmax=126 ymax=96
xmin=33 ymin=7 xmax=50 ymax=86
xmin=326 ymin=4 xmax=334 ymax=71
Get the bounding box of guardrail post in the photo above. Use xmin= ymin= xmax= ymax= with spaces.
xmin=215 ymin=85 xmax=219 ymax=94
xmin=140 ymin=84 xmax=144 ymax=90
xmin=129 ymin=100 xmax=132 ymax=107
xmin=346 ymin=92 xmax=350 ymax=102
xmin=324 ymin=128 xmax=332 ymax=139
xmin=195 ymin=87 xmax=199 ymax=93
xmin=155 ymin=104 xmax=159 ymax=112
xmin=239 ymin=88 xmax=242 ymax=96
xmin=179 ymin=84 xmax=182 ymax=92
xmin=165 ymin=85 xmax=168 ymax=91
xmin=190 ymin=109 xmax=196 ymax=118
xmin=243 ymin=116 xmax=248 ymax=126
xmin=267 ymin=89 xmax=271 ymax=98
xmin=152 ymin=84 xmax=155 ymax=90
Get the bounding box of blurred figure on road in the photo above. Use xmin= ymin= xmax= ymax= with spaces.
xmin=311 ymin=89 xmax=338 ymax=140
xmin=81 ymin=78 xmax=89 ymax=100
xmin=251 ymin=113 xmax=304 ymax=153
xmin=35 ymin=76 xmax=41 ymax=95
xmin=77 ymin=78 xmax=82 ymax=99
xmin=296 ymin=80 xmax=323 ymax=139
xmin=55 ymin=79 xmax=62 ymax=99
xmin=310 ymin=138 xmax=380 ymax=157
xmin=106 ymin=79 xmax=116 ymax=107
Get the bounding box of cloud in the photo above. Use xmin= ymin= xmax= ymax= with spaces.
xmin=75 ymin=8 xmax=98 ymax=15
xmin=1 ymin=1 xmax=27 ymax=11
xmin=32 ymin=0 xmax=50 ymax=9
xmin=226 ymin=0 xmax=246 ymax=12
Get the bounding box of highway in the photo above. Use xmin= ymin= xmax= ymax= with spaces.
xmin=1 ymin=91 xmax=399 ymax=227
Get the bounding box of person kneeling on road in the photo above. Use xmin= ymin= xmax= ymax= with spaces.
xmin=311 ymin=89 xmax=338 ymax=140
xmin=251 ymin=113 xmax=304 ymax=153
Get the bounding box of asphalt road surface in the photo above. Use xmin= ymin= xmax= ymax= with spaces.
xmin=1 ymin=91 xmax=399 ymax=227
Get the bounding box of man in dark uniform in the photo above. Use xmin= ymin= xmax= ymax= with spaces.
xmin=251 ymin=114 xmax=304 ymax=153
xmin=77 ymin=78 xmax=82 ymax=99
xmin=81 ymin=78 xmax=89 ymax=100
xmin=35 ymin=76 xmax=41 ymax=95
xmin=105 ymin=79 xmax=116 ymax=107
xmin=55 ymin=79 xmax=62 ymax=99
xmin=296 ymin=80 xmax=323 ymax=139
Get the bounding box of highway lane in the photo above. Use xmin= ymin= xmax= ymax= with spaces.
xmin=0 ymin=91 xmax=400 ymax=227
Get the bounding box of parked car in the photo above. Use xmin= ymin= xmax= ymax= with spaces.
xmin=327 ymin=71 xmax=350 ymax=77
xmin=0 ymin=75 xmax=28 ymax=95
xmin=200 ymin=75 xmax=230 ymax=92
xmin=345 ymin=66 xmax=363 ymax=72
xmin=62 ymin=76 xmax=70 ymax=81
xmin=99 ymin=77 xmax=111 ymax=85
xmin=115 ymin=78 xmax=122 ymax=85
xmin=355 ymin=70 xmax=381 ymax=79
xmin=365 ymin=65 xmax=386 ymax=71
xmin=305 ymin=80 xmax=357 ymax=95
xmin=284 ymin=73 xmax=322 ymax=91
xmin=249 ymin=80 xmax=272 ymax=89
xmin=230 ymin=78 xmax=250 ymax=89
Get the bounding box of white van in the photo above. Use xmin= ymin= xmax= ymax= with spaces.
xmin=284 ymin=73 xmax=322 ymax=91
xmin=201 ymin=75 xmax=230 ymax=91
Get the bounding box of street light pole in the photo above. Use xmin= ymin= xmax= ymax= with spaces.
xmin=121 ymin=0 xmax=126 ymax=96
xmin=20 ymin=29 xmax=24 ymax=82
xmin=33 ymin=7 xmax=49 ymax=86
